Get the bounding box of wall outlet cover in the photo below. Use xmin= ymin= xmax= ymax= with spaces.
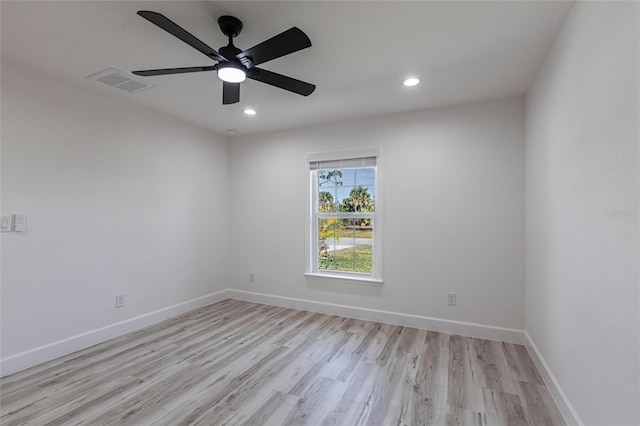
xmin=447 ymin=292 xmax=457 ymax=306
xmin=115 ymin=294 xmax=125 ymax=308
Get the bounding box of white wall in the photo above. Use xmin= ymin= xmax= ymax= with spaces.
xmin=525 ymin=2 xmax=639 ymax=425
xmin=230 ymin=97 xmax=525 ymax=329
xmin=1 ymin=62 xmax=230 ymax=363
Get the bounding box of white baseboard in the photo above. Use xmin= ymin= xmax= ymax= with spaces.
xmin=227 ymin=289 xmax=526 ymax=344
xmin=524 ymin=331 xmax=584 ymax=426
xmin=0 ymin=289 xmax=230 ymax=377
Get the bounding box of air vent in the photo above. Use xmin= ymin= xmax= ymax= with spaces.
xmin=87 ymin=68 xmax=153 ymax=94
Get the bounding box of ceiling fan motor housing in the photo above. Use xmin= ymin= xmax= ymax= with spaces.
xmin=219 ymin=45 xmax=243 ymax=60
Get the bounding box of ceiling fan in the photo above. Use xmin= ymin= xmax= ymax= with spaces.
xmin=132 ymin=11 xmax=316 ymax=105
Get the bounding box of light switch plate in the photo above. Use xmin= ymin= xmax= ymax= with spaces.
xmin=0 ymin=216 xmax=11 ymax=232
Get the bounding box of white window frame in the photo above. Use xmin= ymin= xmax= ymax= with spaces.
xmin=304 ymin=147 xmax=383 ymax=284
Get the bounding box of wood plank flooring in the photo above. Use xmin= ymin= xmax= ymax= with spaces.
xmin=0 ymin=299 xmax=565 ymax=425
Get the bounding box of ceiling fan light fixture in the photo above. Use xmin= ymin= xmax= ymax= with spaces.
xmin=217 ymin=62 xmax=246 ymax=83
xmin=403 ymin=77 xmax=420 ymax=87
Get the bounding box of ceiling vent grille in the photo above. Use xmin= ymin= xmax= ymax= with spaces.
xmin=87 ymin=68 xmax=153 ymax=94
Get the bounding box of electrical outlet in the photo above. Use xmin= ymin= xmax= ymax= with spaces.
xmin=249 ymin=273 xmax=255 ymax=283
xmin=447 ymin=292 xmax=456 ymax=306
xmin=115 ymin=294 xmax=125 ymax=308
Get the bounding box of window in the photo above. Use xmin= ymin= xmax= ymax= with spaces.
xmin=307 ymin=149 xmax=382 ymax=283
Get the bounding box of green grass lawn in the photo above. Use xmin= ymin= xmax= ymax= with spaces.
xmin=319 ymin=245 xmax=373 ymax=273
xmin=334 ymin=227 xmax=373 ymax=239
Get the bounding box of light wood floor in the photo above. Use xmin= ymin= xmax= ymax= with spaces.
xmin=0 ymin=299 xmax=564 ymax=425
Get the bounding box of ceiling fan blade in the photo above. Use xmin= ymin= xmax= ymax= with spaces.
xmin=236 ymin=27 xmax=311 ymax=66
xmin=137 ymin=11 xmax=227 ymax=62
xmin=223 ymin=82 xmax=240 ymax=104
xmin=248 ymin=67 xmax=315 ymax=96
xmin=133 ymin=66 xmax=216 ymax=77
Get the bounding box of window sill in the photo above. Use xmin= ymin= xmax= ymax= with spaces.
xmin=304 ymin=272 xmax=383 ymax=285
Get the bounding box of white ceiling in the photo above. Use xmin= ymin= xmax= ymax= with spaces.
xmin=1 ymin=1 xmax=574 ymax=136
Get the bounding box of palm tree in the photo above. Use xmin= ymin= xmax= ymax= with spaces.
xmin=318 ymin=191 xmax=334 ymax=212
xmin=341 ymin=186 xmax=372 ymax=212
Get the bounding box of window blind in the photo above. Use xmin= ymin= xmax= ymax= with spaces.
xmin=308 ymin=156 xmax=377 ymax=170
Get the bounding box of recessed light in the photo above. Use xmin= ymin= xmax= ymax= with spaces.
xmin=243 ymin=108 xmax=256 ymax=115
xmin=403 ymin=77 xmax=420 ymax=87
